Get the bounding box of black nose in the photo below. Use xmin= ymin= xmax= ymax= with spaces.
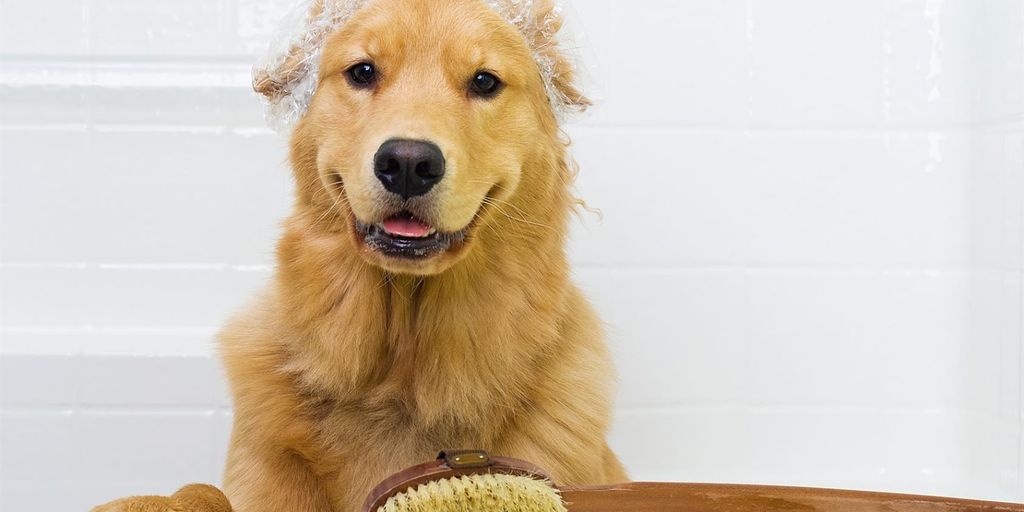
xmin=373 ymin=139 xmax=446 ymax=199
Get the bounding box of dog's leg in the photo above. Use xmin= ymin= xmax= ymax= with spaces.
xmin=222 ymin=438 xmax=334 ymax=512
xmin=495 ymin=411 xmax=629 ymax=486
xmin=91 ymin=483 xmax=232 ymax=512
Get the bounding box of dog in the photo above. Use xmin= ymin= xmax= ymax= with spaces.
xmin=95 ymin=0 xmax=625 ymax=510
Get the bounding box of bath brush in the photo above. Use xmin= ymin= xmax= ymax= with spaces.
xmin=363 ymin=450 xmax=566 ymax=512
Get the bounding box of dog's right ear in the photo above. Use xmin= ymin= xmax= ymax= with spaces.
xmin=252 ymin=0 xmax=326 ymax=100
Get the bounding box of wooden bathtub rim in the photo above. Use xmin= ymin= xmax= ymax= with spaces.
xmin=558 ymin=482 xmax=1024 ymax=512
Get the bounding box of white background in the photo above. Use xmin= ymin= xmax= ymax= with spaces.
xmin=1 ymin=0 xmax=1023 ymax=510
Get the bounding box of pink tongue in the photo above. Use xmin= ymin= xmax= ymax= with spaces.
xmin=382 ymin=216 xmax=432 ymax=238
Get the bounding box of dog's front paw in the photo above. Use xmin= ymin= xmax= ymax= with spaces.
xmin=91 ymin=484 xmax=232 ymax=512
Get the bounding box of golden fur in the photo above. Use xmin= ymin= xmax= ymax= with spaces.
xmin=95 ymin=0 xmax=625 ymax=510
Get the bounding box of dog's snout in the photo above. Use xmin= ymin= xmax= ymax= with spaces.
xmin=374 ymin=139 xmax=446 ymax=199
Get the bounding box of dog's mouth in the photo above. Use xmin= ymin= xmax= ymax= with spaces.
xmin=355 ymin=211 xmax=469 ymax=260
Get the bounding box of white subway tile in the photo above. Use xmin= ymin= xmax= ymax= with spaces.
xmin=604 ymin=0 xmax=751 ymax=126
xmin=569 ymin=129 xmax=977 ymax=268
xmin=86 ymin=0 xmax=228 ymax=57
xmin=742 ymin=270 xmax=971 ymax=408
xmin=86 ymin=87 xmax=257 ymax=126
xmin=961 ymin=274 xmax=1015 ymax=417
xmin=742 ymin=131 xmax=973 ymax=266
xmin=576 ymin=268 xmax=748 ymax=409
xmin=0 ymin=86 xmax=263 ymax=127
xmin=969 ymin=1 xmax=1024 ymax=124
xmin=581 ymin=266 xmax=1000 ymax=411
xmin=0 ymin=347 xmax=233 ymax=417
xmin=0 ymin=328 xmax=217 ymax=356
xmin=212 ymin=409 xmax=233 ymax=481
xmin=971 ymin=129 xmax=1024 ymax=272
xmin=82 ymin=129 xmax=291 ymax=264
xmin=231 ymin=0 xmax=306 ymax=56
xmin=0 ymin=355 xmax=77 ymax=406
xmin=884 ymin=0 xmax=975 ymax=127
xmin=0 ymin=411 xmax=78 ymax=511
xmin=0 ymin=266 xmax=270 ymax=329
xmin=88 ymin=267 xmax=270 ymax=328
xmin=73 ymin=411 xmax=221 ymax=507
xmin=610 ymin=408 xmax=1020 ymax=501
xmin=750 ymin=0 xmax=887 ymax=128
xmin=567 ymin=127 xmax=752 ymax=266
xmin=77 ymin=355 xmax=229 ymax=407
xmin=0 ymin=128 xmax=92 ymax=266
xmin=0 ymin=266 xmax=96 ymax=328
xmin=0 ymin=128 xmax=291 ymax=264
xmin=610 ymin=408 xmax=754 ymax=483
xmin=996 ymin=275 xmax=1022 ymax=423
xmin=0 ymin=0 xmax=86 ymax=56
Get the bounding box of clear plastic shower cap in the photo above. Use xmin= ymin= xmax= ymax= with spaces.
xmin=252 ymin=0 xmax=594 ymax=131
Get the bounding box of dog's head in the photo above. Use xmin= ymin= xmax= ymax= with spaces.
xmin=256 ymin=0 xmax=585 ymax=275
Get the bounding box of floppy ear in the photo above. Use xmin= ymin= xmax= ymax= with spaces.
xmin=527 ymin=0 xmax=591 ymax=111
xmin=252 ymin=0 xmax=326 ymax=99
xmin=253 ymin=45 xmax=308 ymax=99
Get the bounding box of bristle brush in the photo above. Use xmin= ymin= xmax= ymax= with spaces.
xmin=363 ymin=450 xmax=567 ymax=512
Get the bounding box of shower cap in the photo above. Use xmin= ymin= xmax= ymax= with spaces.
xmin=252 ymin=0 xmax=591 ymax=131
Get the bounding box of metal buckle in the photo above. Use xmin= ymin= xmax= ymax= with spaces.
xmin=437 ymin=450 xmax=493 ymax=469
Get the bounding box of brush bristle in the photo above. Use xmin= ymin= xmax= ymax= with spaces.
xmin=378 ymin=473 xmax=567 ymax=512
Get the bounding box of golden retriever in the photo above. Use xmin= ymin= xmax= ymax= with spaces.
xmin=95 ymin=0 xmax=625 ymax=510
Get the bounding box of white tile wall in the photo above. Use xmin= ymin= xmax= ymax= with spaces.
xmin=1 ymin=0 xmax=1023 ymax=510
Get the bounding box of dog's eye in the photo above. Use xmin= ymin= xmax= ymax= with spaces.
xmin=346 ymin=62 xmax=377 ymax=87
xmin=469 ymin=72 xmax=502 ymax=98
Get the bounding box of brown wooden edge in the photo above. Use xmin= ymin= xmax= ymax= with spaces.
xmin=360 ymin=451 xmax=554 ymax=512
xmin=362 ymin=452 xmax=1024 ymax=512
xmin=559 ymin=482 xmax=1024 ymax=512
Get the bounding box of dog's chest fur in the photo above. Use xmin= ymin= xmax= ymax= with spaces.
xmin=242 ymin=271 xmax=560 ymax=510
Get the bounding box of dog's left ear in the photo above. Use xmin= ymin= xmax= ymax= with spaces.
xmin=253 ymin=44 xmax=308 ymax=100
xmin=527 ymin=0 xmax=591 ymax=112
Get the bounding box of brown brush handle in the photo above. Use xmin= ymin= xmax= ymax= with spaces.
xmin=560 ymin=483 xmax=1023 ymax=512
